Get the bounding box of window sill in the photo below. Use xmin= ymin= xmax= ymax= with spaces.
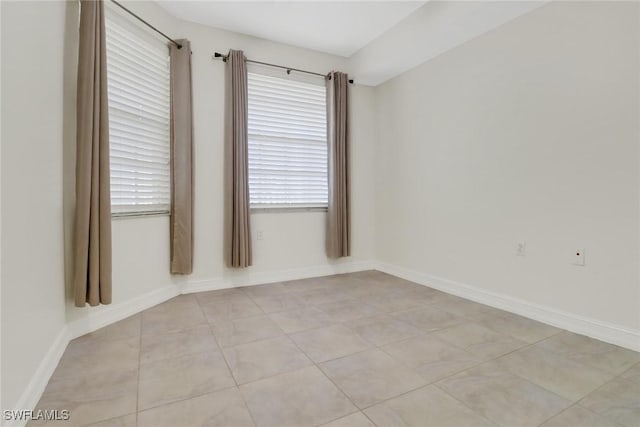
xmin=251 ymin=206 xmax=328 ymax=214
xmin=112 ymin=210 xmax=170 ymax=220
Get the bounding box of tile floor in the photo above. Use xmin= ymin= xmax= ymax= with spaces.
xmin=30 ymin=271 xmax=640 ymax=427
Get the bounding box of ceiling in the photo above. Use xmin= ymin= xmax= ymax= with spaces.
xmin=156 ymin=1 xmax=545 ymax=86
xmin=156 ymin=1 xmax=426 ymax=57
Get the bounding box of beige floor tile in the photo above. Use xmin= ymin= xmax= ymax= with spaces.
xmin=250 ymin=293 xmax=308 ymax=314
xmin=240 ymin=366 xmax=356 ymax=427
xmin=268 ymin=306 xmax=333 ymax=333
xmin=138 ymin=351 xmax=235 ymax=410
xmin=33 ymin=368 xmax=138 ymax=426
xmin=342 ymin=280 xmax=390 ymax=299
xmin=282 ymin=277 xmax=336 ymax=293
xmin=211 ymin=315 xmax=283 ymax=348
xmin=430 ymin=322 xmax=527 ymax=360
xmin=476 ymin=311 xmax=561 ymax=343
xmin=320 ymin=412 xmax=375 ymax=427
xmin=294 ymin=287 xmax=354 ymax=305
xmin=579 ymin=377 xmax=640 ymax=427
xmin=241 ymin=282 xmax=289 ymax=298
xmin=138 ymin=388 xmax=255 ymax=427
xmin=367 ymin=272 xmax=417 ymax=287
xmin=620 ymin=362 xmax=640 ymax=385
xmin=537 ymin=332 xmax=640 ymax=375
xmin=199 ymin=294 xmax=264 ymax=323
xmin=381 ymin=334 xmax=481 ymax=383
xmin=496 ymin=345 xmax=615 ymax=401
xmin=141 ymin=295 xmax=207 ymax=335
xmin=435 ymin=295 xmax=507 ymax=319
xmin=437 ymin=362 xmax=571 ymax=427
xmin=85 ymin=414 xmax=137 ymax=427
xmin=320 ymin=348 xmax=426 ymax=409
xmin=194 ymin=288 xmax=249 ymax=302
xmin=222 ymin=336 xmax=312 ymax=384
xmin=76 ymin=315 xmax=141 ymax=343
xmin=140 ymin=324 xmax=218 ymax=364
xmin=345 ymin=315 xmax=423 ymax=346
xmin=392 ymin=306 xmax=466 ymax=332
xmin=345 ymin=270 xmax=385 ymax=281
xmin=316 ymin=299 xmax=380 ymax=322
xmin=404 ymin=286 xmax=452 ymax=304
xmin=359 ymin=291 xmax=428 ymax=313
xmin=384 ymin=285 xmax=448 ymax=305
xmin=539 ymin=405 xmax=621 ymax=427
xmin=290 ymin=324 xmax=371 ymax=363
xmin=364 ymin=385 xmax=495 ymax=427
xmin=52 ymin=337 xmax=139 ymax=380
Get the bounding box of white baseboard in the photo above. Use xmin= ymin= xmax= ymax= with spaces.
xmin=374 ymin=261 xmax=640 ymax=352
xmin=5 ymin=327 xmax=71 ymax=427
xmin=66 ymin=284 xmax=179 ymax=340
xmin=181 ymin=259 xmax=376 ymax=294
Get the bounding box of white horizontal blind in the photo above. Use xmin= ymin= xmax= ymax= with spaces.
xmin=105 ymin=7 xmax=171 ymax=214
xmin=247 ymin=71 xmax=328 ymax=208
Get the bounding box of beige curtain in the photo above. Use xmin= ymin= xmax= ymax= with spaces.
xmin=326 ymin=72 xmax=350 ymax=258
xmin=169 ymin=40 xmax=194 ymax=274
xmin=73 ymin=0 xmax=112 ymax=306
xmin=224 ymin=50 xmax=252 ymax=268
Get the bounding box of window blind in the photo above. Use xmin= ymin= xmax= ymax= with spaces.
xmin=105 ymin=7 xmax=171 ymax=214
xmin=247 ymin=71 xmax=328 ymax=208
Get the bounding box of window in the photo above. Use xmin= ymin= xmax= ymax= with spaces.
xmin=247 ymin=67 xmax=328 ymax=208
xmin=105 ymin=6 xmax=171 ymax=215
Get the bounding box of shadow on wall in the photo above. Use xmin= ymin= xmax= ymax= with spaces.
xmin=62 ymin=0 xmax=78 ymax=313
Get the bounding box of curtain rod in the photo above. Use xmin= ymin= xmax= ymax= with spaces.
xmin=110 ymin=0 xmax=182 ymax=49
xmin=213 ymin=52 xmax=354 ymax=84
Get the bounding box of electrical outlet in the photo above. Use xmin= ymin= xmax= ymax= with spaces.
xmin=257 ymin=230 xmax=264 ymax=241
xmin=516 ymin=242 xmax=526 ymax=257
xmin=573 ymin=248 xmax=585 ymax=266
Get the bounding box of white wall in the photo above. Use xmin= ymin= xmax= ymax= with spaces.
xmin=374 ymin=1 xmax=640 ymax=331
xmin=1 ymin=1 xmax=68 ymax=411
xmin=65 ymin=1 xmax=376 ymax=322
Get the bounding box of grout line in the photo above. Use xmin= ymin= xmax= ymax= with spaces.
xmin=534 ymin=404 xmax=575 ymax=427
xmin=285 ymin=326 xmax=363 ymax=413
xmin=137 ymin=384 xmax=238 ymax=414
xmin=313 ymin=409 xmax=362 ymax=427
xmin=83 ymin=411 xmax=138 ymax=426
xmin=237 ymin=389 xmax=260 ymax=427
xmin=360 ymin=411 xmax=379 ymax=427
xmin=573 ymin=403 xmax=627 ymax=427
xmin=432 ymin=382 xmax=500 ymax=427
xmin=194 ymin=292 xmax=241 ymax=388
xmin=135 ymin=293 xmax=245 ymax=417
xmin=222 ymin=286 xmax=281 ymax=427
